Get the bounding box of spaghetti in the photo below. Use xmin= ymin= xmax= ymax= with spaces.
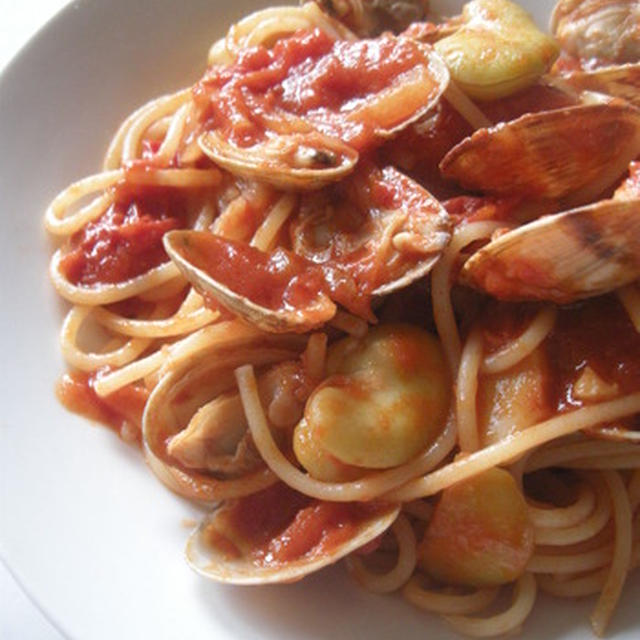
xmin=47 ymin=0 xmax=640 ymax=637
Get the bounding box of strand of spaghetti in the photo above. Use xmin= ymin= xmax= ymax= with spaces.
xmin=431 ymin=221 xmax=504 ymax=374
xmin=444 ymin=572 xmax=537 ymax=638
xmin=144 ymin=446 xmax=277 ymax=503
xmin=347 ymin=514 xmax=417 ymax=593
xmin=537 ymin=568 xmax=607 ymax=598
xmin=481 ymin=306 xmax=557 ymax=374
xmin=93 ymin=290 xmax=219 ymax=338
xmin=443 ymin=81 xmax=492 ymax=130
xmin=591 ymin=470 xmax=633 ymax=637
xmin=224 ymin=2 xmax=355 ymax=63
xmin=235 ymin=364 xmax=456 ymax=501
xmin=303 ymin=333 xmax=328 ymax=382
xmin=60 ymin=306 xmax=152 ymax=372
xmin=385 ymin=393 xmax=640 ymax=502
xmin=126 ymin=167 xmax=221 ymax=188
xmin=44 ymin=169 xmax=122 ymax=235
xmin=94 ymin=320 xmax=263 ymax=397
xmin=103 ymin=90 xmax=190 ymax=169
xmin=403 ymin=577 xmax=499 ymax=615
xmin=618 ymin=283 xmax=640 ymax=333
xmin=527 ymin=483 xmax=596 ymax=529
xmin=457 ymin=325 xmax=483 ymax=452
xmin=121 ymin=90 xmax=191 ymax=164
xmin=329 ymin=310 xmax=369 ymax=337
xmin=534 ymin=476 xmax=610 ymax=546
xmin=50 ymin=252 xmax=180 ymax=305
xmin=528 ymin=544 xmax=613 ymax=574
xmin=526 ymin=440 xmax=640 ymax=472
xmin=155 ymin=103 xmax=190 ymax=164
xmin=250 ymin=193 xmax=298 ymax=251
xmin=589 ymin=425 xmax=640 ymax=442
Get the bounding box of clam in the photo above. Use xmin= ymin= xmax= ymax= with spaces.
xmin=196 ymin=32 xmax=449 ymax=188
xmin=142 ymin=326 xmax=305 ymax=502
xmin=186 ymin=482 xmax=400 ymax=584
xmin=291 ymin=163 xmax=452 ymax=297
xmin=557 ymin=62 xmax=640 ymax=108
xmin=551 ymin=0 xmax=640 ymax=66
xmin=198 ymin=131 xmax=359 ymax=192
xmin=460 ymin=198 xmax=640 ymax=303
xmin=434 ymin=0 xmax=559 ymax=100
xmin=164 ymin=230 xmax=337 ymax=334
xmin=440 ymin=101 xmax=640 ymax=207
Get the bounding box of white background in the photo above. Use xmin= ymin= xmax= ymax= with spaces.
xmin=0 ymin=4 xmax=68 ymax=638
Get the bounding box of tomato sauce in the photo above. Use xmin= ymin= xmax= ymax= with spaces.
xmin=478 ymin=297 xmax=640 ymax=426
xmin=194 ymin=29 xmax=432 ymax=152
xmin=545 ymin=297 xmax=640 ymax=414
xmin=201 ymin=483 xmax=385 ymax=566
xmin=57 ymin=371 xmax=149 ymax=442
xmin=60 ymin=187 xmax=187 ymax=286
xmin=444 ymin=195 xmax=522 ymax=226
xmin=380 ymin=100 xmax=472 ymax=199
xmin=175 ymin=232 xmax=372 ymax=320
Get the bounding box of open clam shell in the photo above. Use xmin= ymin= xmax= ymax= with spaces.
xmin=142 ymin=325 xmax=304 ymax=502
xmin=558 ymin=62 xmax=640 ymax=109
xmin=199 ymin=131 xmax=359 ymax=191
xmin=197 ymin=33 xmax=449 ymax=188
xmin=551 ymin=0 xmax=640 ymax=65
xmin=440 ymin=101 xmax=640 ymax=207
xmin=186 ymin=483 xmax=400 ymax=584
xmin=291 ymin=164 xmax=452 ymax=297
xmin=460 ymin=198 xmax=640 ymax=303
xmin=164 ymin=230 xmax=337 ymax=334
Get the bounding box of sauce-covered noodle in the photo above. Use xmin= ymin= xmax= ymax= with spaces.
xmin=47 ymin=0 xmax=640 ymax=637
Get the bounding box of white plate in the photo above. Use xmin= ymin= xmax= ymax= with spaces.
xmin=0 ymin=1 xmax=637 ymax=638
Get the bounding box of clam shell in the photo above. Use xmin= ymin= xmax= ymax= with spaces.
xmin=460 ymin=198 xmax=640 ymax=303
xmin=186 ymin=492 xmax=400 ymax=584
xmin=440 ymin=102 xmax=640 ymax=207
xmin=291 ymin=164 xmax=452 ymax=298
xmin=164 ymin=230 xmax=337 ymax=334
xmin=199 ymin=131 xmax=359 ymax=191
xmin=560 ymin=62 xmax=640 ymax=109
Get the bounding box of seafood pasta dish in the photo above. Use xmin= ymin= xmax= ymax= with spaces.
xmin=45 ymin=0 xmax=640 ymax=636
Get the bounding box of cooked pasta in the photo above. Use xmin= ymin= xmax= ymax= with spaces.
xmin=46 ymin=0 xmax=640 ymax=637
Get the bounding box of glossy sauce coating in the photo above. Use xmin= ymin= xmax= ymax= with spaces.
xmin=195 ymin=29 xmax=438 ymax=151
xmin=57 ymin=371 xmax=148 ymax=442
xmin=60 ymin=187 xmax=186 ymax=286
xmin=202 ymin=483 xmax=383 ymax=566
xmin=480 ymin=299 xmax=640 ymax=421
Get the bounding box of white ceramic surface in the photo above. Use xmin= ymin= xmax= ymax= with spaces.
xmin=0 ymin=1 xmax=637 ymax=639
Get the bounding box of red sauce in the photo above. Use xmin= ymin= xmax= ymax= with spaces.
xmin=194 ymin=29 xmax=432 ymax=151
xmin=60 ymin=188 xmax=187 ymax=286
xmin=56 ymin=371 xmax=149 ymax=442
xmin=444 ymin=195 xmax=522 ymax=226
xmin=176 ymin=232 xmax=372 ymax=320
xmin=293 ymin=162 xmax=447 ymax=299
xmin=478 ymin=298 xmax=640 ymax=427
xmin=545 ymin=297 xmax=640 ymax=414
xmin=202 ymin=483 xmax=385 ymax=566
xmin=178 ymin=232 xmax=328 ymax=311
xmin=380 ymin=100 xmax=472 ymax=199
